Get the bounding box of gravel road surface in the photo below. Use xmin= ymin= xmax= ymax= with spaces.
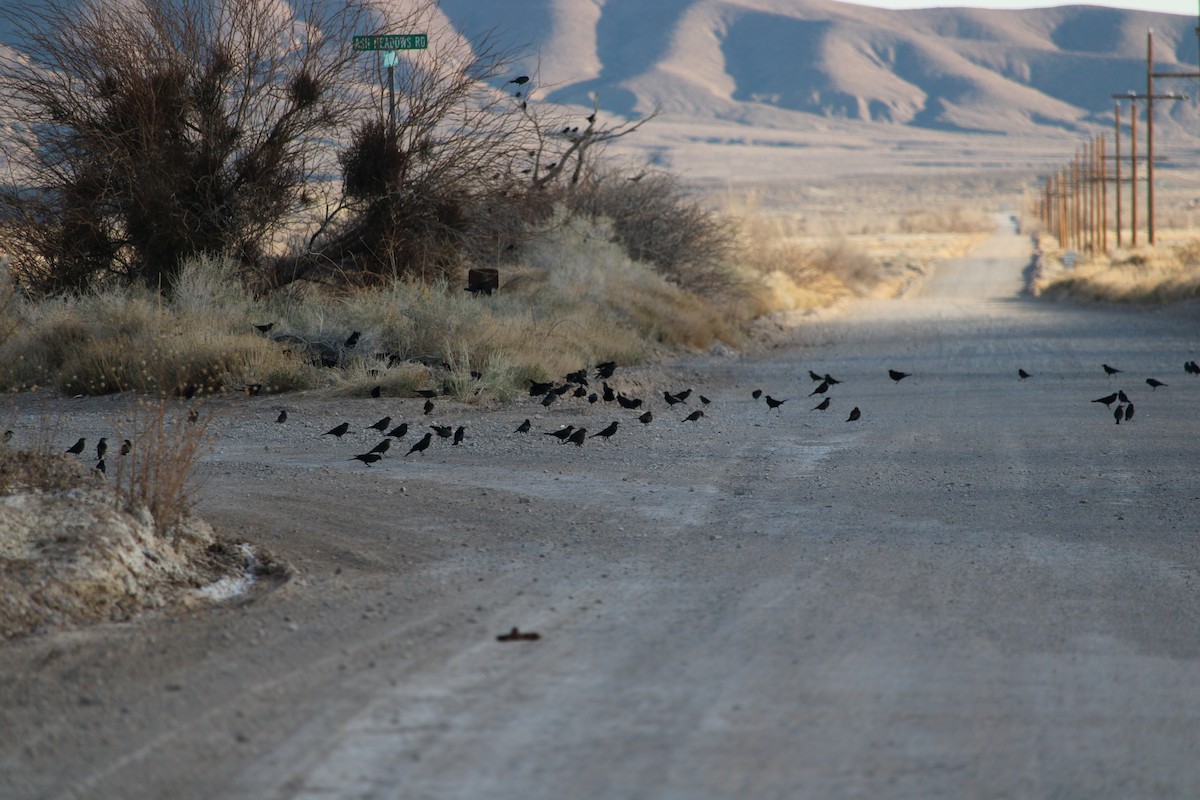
xmin=4 ymin=219 xmax=1200 ymax=799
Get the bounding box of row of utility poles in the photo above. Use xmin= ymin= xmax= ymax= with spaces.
xmin=1037 ymin=29 xmax=1199 ymax=254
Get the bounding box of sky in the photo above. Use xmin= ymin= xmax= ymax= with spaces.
xmin=855 ymin=1 xmax=1197 ymax=13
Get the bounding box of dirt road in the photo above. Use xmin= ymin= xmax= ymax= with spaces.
xmin=5 ymin=219 xmax=1200 ymax=798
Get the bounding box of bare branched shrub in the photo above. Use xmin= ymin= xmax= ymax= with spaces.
xmin=0 ymin=0 xmax=380 ymax=295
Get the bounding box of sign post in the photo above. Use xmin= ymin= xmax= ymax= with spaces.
xmin=352 ymin=34 xmax=427 ymax=133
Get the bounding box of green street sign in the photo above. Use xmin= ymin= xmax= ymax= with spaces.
xmin=352 ymin=34 xmax=427 ymax=52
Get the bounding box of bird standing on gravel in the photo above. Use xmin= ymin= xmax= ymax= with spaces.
xmin=683 ymin=410 xmax=704 ymax=422
xmin=1103 ymin=364 xmax=1121 ymax=376
xmin=423 ymin=399 xmax=435 ymax=415
xmin=120 ymin=439 xmax=132 ymax=456
xmin=387 ymin=423 xmax=408 ymax=438
xmin=545 ymin=426 xmax=575 ymax=442
xmin=1125 ymin=403 xmax=1135 ymax=421
xmin=367 ymin=416 xmax=392 ymax=432
xmin=515 ymin=419 xmax=531 ymax=433
xmin=431 ymin=425 xmax=453 ymax=438
xmin=406 ymin=432 xmax=433 ymax=456
xmin=591 ymin=421 xmax=619 ymax=440
xmin=453 ymin=426 xmax=465 ymax=445
xmin=276 ymin=409 xmax=288 ymax=424
xmin=846 ymin=407 xmax=861 ymax=422
xmin=567 ymin=428 xmax=587 ymax=446
xmin=96 ymin=438 xmax=107 ymax=460
xmin=66 ymin=438 xmax=86 ymax=455
xmin=1018 ymin=369 xmax=1031 ymax=379
xmin=368 ymin=439 xmax=391 ymax=456
xmin=1146 ymin=378 xmax=1167 ymax=390
xmin=638 ymin=411 xmax=653 ymax=425
xmin=809 ymin=381 xmax=829 ymax=397
xmin=888 ymin=370 xmax=910 ymax=383
xmin=812 ymin=397 xmax=830 ymax=411
xmin=322 ymin=422 xmax=350 ymax=438
xmin=764 ymin=396 xmax=787 ymax=411
xmin=1092 ymin=393 xmax=1118 ymax=407
xmin=351 ymin=452 xmax=382 ymax=465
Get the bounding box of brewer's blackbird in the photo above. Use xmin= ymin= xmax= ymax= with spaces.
xmin=529 ymin=380 xmax=554 ymax=396
xmin=664 ymin=391 xmax=684 ymax=405
xmin=591 ymin=421 xmax=619 ymax=440
xmin=809 ymin=381 xmax=829 ymax=397
xmin=1103 ymin=363 xmax=1121 ymax=376
xmin=1146 ymin=378 xmax=1167 ymax=390
xmin=431 ymin=425 xmax=453 ymax=438
xmin=588 ymin=393 xmax=599 ymax=404
xmin=345 ymin=331 xmax=361 ymax=348
xmin=683 ymin=410 xmax=704 ymax=422
xmin=276 ymin=409 xmax=288 ymax=423
xmin=1114 ymin=405 xmax=1123 ymax=425
xmin=1092 ymin=393 xmax=1118 ymax=407
xmin=515 ymin=419 xmax=531 ymax=433
xmin=254 ymin=322 xmax=274 ymax=333
xmin=808 ymin=370 xmax=823 ymax=382
xmin=406 ymin=432 xmax=433 ymax=456
xmin=95 ymin=459 xmax=106 ymax=475
xmin=497 ymin=626 xmax=540 ymax=641
xmin=617 ymin=394 xmax=642 ymax=409
xmin=638 ymin=411 xmax=652 ymax=424
xmin=423 ymin=399 xmax=435 ymax=415
xmin=699 ymin=395 xmax=711 ymax=405
xmin=351 ymin=452 xmax=382 ymax=465
xmin=96 ymin=438 xmax=107 ymax=460
xmin=1125 ymin=403 xmax=1135 ymax=421
xmin=567 ymin=428 xmax=587 ymax=446
xmin=812 ymin=397 xmax=830 ymax=411
xmin=824 ymin=374 xmax=841 ymax=385
xmin=752 ymin=389 xmax=763 ymax=400
xmin=453 ymin=426 xmax=465 ymax=445
xmin=416 ymin=389 xmax=438 ymax=398
xmin=1118 ymin=390 xmax=1130 ymax=404
xmin=596 ymin=361 xmax=617 ymax=379
xmin=66 ymin=437 xmax=86 ymax=454
xmin=508 ymin=75 xmax=530 ymax=85
xmin=387 ymin=423 xmax=409 ymax=438
xmin=368 ymin=439 xmax=391 ymax=455
xmin=1018 ymin=369 xmax=1031 ymax=379
xmin=367 ymin=416 xmax=392 ymax=431
xmin=764 ymin=396 xmax=787 ymax=411
xmin=545 ymin=426 xmax=575 ymax=441
xmin=888 ymin=369 xmax=910 ymax=383
xmin=119 ymin=439 xmax=132 ymax=455
xmin=602 ymin=383 xmax=616 ymax=402
xmin=322 ymin=422 xmax=350 ymax=438
xmin=573 ymin=386 xmax=587 ymax=398
xmin=675 ymin=389 xmax=693 ymax=401
xmin=846 ymin=407 xmax=861 ymax=422
xmin=370 ymin=385 xmax=382 ymax=398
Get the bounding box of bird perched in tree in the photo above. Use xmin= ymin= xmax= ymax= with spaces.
xmin=515 ymin=419 xmax=531 ymax=434
xmin=431 ymin=425 xmax=453 ymax=438
xmin=1103 ymin=363 xmax=1121 ymax=376
xmin=322 ymin=422 xmax=350 ymax=438
xmin=66 ymin=437 xmax=86 ymax=455
xmin=683 ymin=410 xmax=704 ymax=422
xmin=423 ymin=399 xmax=435 ymax=415
xmin=508 ymin=75 xmax=530 ymax=85
xmin=567 ymin=427 xmax=587 ymax=446
xmin=254 ymin=322 xmax=274 ymax=333
xmin=888 ymin=370 xmax=910 ymax=383
xmin=344 ymin=331 xmax=361 ymax=348
xmin=276 ymin=409 xmax=288 ymax=424
xmin=453 ymin=426 xmax=465 ymax=445
xmin=387 ymin=423 xmax=409 ymax=438
xmin=96 ymin=438 xmax=107 ymax=460
xmin=545 ymin=426 xmax=575 ymax=441
xmin=846 ymin=407 xmax=861 ymax=422
xmin=367 ymin=416 xmax=392 ymax=432
xmin=764 ymin=396 xmax=787 ymax=411
xmin=812 ymin=397 xmax=830 ymax=411
xmin=591 ymin=421 xmax=619 ymax=440
xmin=638 ymin=411 xmax=653 ymax=424
xmin=406 ymin=432 xmax=433 ymax=456
xmin=809 ymin=381 xmax=829 ymax=397
xmin=119 ymin=439 xmax=132 ymax=455
xmin=1018 ymin=369 xmax=1031 ymax=379
xmin=1146 ymin=378 xmax=1167 ymax=390
xmin=351 ymin=452 xmax=383 ymax=465
xmin=368 ymin=439 xmax=391 ymax=456
xmin=1092 ymin=393 xmax=1119 ymax=407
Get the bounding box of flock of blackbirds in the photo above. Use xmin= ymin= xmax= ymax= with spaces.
xmin=57 ymin=436 xmax=133 ymax=475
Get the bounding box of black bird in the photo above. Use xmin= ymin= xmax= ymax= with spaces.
xmin=344 ymin=331 xmax=361 ymax=348
xmin=602 ymin=383 xmax=616 ymax=402
xmin=699 ymin=395 xmax=711 ymax=405
xmin=1187 ymin=360 xmax=1200 ymax=375
xmin=323 ymin=422 xmax=350 ymax=438
xmin=638 ymin=411 xmax=653 ymax=424
xmin=95 ymin=459 xmax=106 ymax=475
xmin=276 ymin=409 xmax=288 ymax=423
xmin=674 ymin=389 xmax=693 ymax=401
xmin=431 ymin=424 xmax=453 ymax=438
xmin=888 ymin=369 xmax=910 ymax=383
xmin=367 ymin=416 xmax=392 ymax=432
xmin=1018 ymin=369 xmax=1031 ymax=379
xmin=808 ymin=370 xmax=823 ymax=382
xmin=387 ymin=423 xmax=409 ymax=438
xmin=664 ymin=391 xmax=685 ymax=405
xmin=453 ymin=426 xmax=465 ymax=445
xmin=119 ymin=439 xmax=132 ymax=456
xmin=751 ymin=389 xmax=763 ymax=400
xmin=1146 ymin=378 xmax=1167 ymax=390
xmin=1118 ymin=390 xmax=1131 ymax=404
xmin=96 ymin=438 xmax=107 ymax=460
xmin=683 ymin=410 xmax=704 ymax=422
xmin=1114 ymin=405 xmax=1123 ymax=425
xmin=423 ymin=399 xmax=435 ymax=415
xmin=567 ymin=427 xmax=587 ymax=446
xmin=66 ymin=437 xmax=86 ymax=455
xmin=515 ymin=419 xmax=532 ymax=433
xmin=1125 ymin=403 xmax=1135 ymax=421
xmin=406 ymin=432 xmax=433 ymax=456
xmin=368 ymin=439 xmax=391 ymax=456
xmin=540 ymin=392 xmax=557 ymax=408
xmin=809 ymin=381 xmax=829 ymax=397
xmin=1092 ymin=393 xmax=1119 ymax=407
xmin=254 ymin=322 xmax=274 ymax=333
xmin=553 ymin=383 xmax=573 ymax=396
xmin=812 ymin=397 xmax=830 ymax=411
xmin=764 ymin=396 xmax=787 ymax=411
xmin=591 ymin=421 xmax=619 ymax=440
xmin=596 ymin=361 xmax=617 ymax=379
xmin=617 ymin=394 xmax=642 ymax=410
xmin=508 ymin=75 xmax=530 ymax=85
xmin=351 ymin=452 xmax=383 ymax=465
xmin=545 ymin=426 xmax=575 ymax=441
xmin=529 ymin=380 xmax=554 ymax=396
xmin=846 ymin=407 xmax=862 ymax=422
xmin=823 ymin=374 xmax=841 ymax=385
xmin=565 ymin=368 xmax=589 ymax=385
xmin=573 ymin=386 xmax=587 ymax=398
xmin=1103 ymin=363 xmax=1121 ymax=376
xmin=586 ymin=113 xmax=596 ymax=123
xmin=370 ymin=385 xmax=382 ymax=398
xmin=588 ymin=393 xmax=599 ymax=404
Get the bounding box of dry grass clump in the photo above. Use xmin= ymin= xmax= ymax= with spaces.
xmin=1033 ymin=232 xmax=1200 ymax=303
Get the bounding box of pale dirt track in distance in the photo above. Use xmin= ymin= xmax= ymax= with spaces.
xmin=3 ymin=219 xmax=1200 ymax=799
